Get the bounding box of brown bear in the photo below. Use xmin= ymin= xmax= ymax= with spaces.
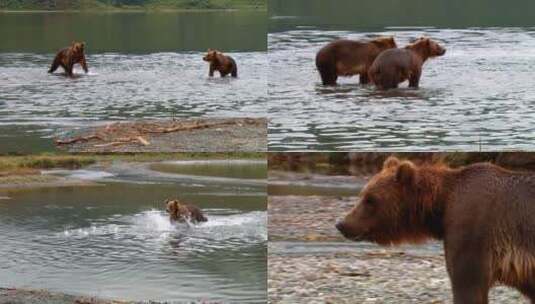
xmin=48 ymin=41 xmax=88 ymax=77
xmin=315 ymin=37 xmax=397 ymax=86
xmin=203 ymin=49 xmax=237 ymax=78
xmin=336 ymin=157 xmax=535 ymax=302
xmin=336 ymin=156 xmax=535 ymax=303
xmin=165 ymin=199 xmax=207 ymax=224
xmin=368 ymin=37 xmax=445 ymax=89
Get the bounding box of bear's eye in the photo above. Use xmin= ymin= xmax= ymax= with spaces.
xmin=364 ymin=196 xmax=376 ymax=206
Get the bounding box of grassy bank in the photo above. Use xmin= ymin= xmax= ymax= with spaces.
xmin=0 ymin=152 xmax=265 ymax=175
xmin=269 ymin=152 xmax=535 ymax=174
xmin=0 ymin=0 xmax=266 ymax=11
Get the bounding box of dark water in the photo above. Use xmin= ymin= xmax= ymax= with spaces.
xmin=268 ymin=28 xmax=535 ymax=151
xmin=269 ymin=0 xmax=535 ymax=32
xmin=0 ymin=12 xmax=267 ymax=153
xmin=0 ymin=161 xmax=267 ymax=302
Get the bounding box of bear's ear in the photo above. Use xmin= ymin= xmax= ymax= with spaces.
xmin=395 ymin=161 xmax=416 ymax=185
xmin=383 ymin=156 xmax=400 ymax=169
xmin=81 ymin=42 xmax=86 ymax=47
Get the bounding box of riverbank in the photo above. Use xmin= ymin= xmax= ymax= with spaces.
xmin=54 ymin=118 xmax=267 ymax=153
xmin=268 ymin=195 xmax=528 ymax=303
xmin=0 ymin=152 xmax=264 ymax=190
xmin=0 ymin=287 xmax=138 ymax=304
xmin=268 ymin=242 xmax=526 ymax=304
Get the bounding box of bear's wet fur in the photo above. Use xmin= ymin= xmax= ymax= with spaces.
xmin=315 ymin=37 xmax=397 ymax=85
xmin=368 ymin=37 xmax=445 ymax=89
xmin=203 ymin=49 xmax=237 ymax=78
xmin=336 ymin=156 xmax=535 ymax=303
xmin=48 ymin=41 xmax=88 ymax=77
xmin=165 ymin=199 xmax=207 ymax=224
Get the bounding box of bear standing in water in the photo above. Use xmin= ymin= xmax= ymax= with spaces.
xmin=165 ymin=199 xmax=207 ymax=224
xmin=203 ymin=49 xmax=238 ymax=78
xmin=48 ymin=41 xmax=89 ymax=77
xmin=315 ymin=37 xmax=397 ymax=85
xmin=368 ymin=37 xmax=445 ymax=89
xmin=336 ymin=156 xmax=535 ymax=303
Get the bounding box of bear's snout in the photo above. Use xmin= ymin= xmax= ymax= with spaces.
xmin=335 ymin=220 xmax=352 ymax=238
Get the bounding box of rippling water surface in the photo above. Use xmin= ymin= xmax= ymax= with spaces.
xmin=0 ymin=52 xmax=266 ymax=152
xmin=268 ymin=28 xmax=535 ymax=151
xmin=0 ymin=11 xmax=267 ymax=153
xmin=0 ymin=161 xmax=267 ymax=302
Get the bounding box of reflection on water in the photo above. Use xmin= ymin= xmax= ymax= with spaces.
xmin=0 ymin=11 xmax=267 ymax=53
xmin=150 ymin=160 xmax=267 ymax=180
xmin=269 ymin=28 xmax=535 ymax=151
xmin=269 ymin=0 xmax=535 ymax=32
xmin=0 ymin=163 xmax=267 ymax=303
xmin=0 ymin=11 xmax=267 ymax=153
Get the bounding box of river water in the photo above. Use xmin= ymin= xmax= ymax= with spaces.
xmin=0 ymin=160 xmax=267 ymax=303
xmin=268 ymin=1 xmax=535 ymax=151
xmin=0 ymin=11 xmax=267 ymax=153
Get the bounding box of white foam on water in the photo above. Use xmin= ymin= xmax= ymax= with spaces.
xmin=68 ymin=170 xmax=115 ymax=180
xmin=43 ymin=169 xmax=114 ymax=180
xmin=59 ymin=209 xmax=267 ymax=244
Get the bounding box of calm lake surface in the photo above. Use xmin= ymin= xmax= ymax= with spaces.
xmin=0 ymin=11 xmax=267 ymax=153
xmin=268 ymin=1 xmax=535 ymax=151
xmin=0 ymin=160 xmax=267 ymax=303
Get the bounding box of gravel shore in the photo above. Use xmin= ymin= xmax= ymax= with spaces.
xmin=55 ymin=117 xmax=267 ymax=152
xmin=268 ymin=195 xmax=529 ymax=303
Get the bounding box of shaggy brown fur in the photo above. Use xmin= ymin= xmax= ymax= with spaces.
xmin=336 ymin=156 xmax=535 ymax=303
xmin=165 ymin=199 xmax=207 ymax=224
xmin=203 ymin=49 xmax=237 ymax=78
xmin=315 ymin=37 xmax=397 ymax=85
xmin=368 ymin=37 xmax=445 ymax=89
xmin=48 ymin=41 xmax=88 ymax=77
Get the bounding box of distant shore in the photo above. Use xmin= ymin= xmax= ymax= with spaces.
xmin=0 ymin=7 xmax=265 ymax=12
xmin=0 ymin=1 xmax=266 ymax=13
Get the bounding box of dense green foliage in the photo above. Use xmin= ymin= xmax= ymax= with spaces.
xmin=0 ymin=0 xmax=265 ymax=10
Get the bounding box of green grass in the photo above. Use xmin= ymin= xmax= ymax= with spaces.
xmin=0 ymin=152 xmax=265 ymax=175
xmin=0 ymin=0 xmax=266 ymax=10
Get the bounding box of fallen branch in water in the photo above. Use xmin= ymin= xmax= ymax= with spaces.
xmin=54 ymin=134 xmax=103 ymax=145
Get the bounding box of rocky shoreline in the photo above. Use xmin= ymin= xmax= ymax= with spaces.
xmin=55 ymin=118 xmax=267 ymax=153
xmin=268 ymin=195 xmax=529 ymax=303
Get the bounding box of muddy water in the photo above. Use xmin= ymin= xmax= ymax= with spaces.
xmin=0 ymin=161 xmax=267 ymax=303
xmin=0 ymin=11 xmax=267 ymax=153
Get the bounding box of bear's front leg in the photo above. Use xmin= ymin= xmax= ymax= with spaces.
xmin=359 ymin=72 xmax=369 ymax=84
xmin=518 ymin=283 xmax=535 ymax=303
xmin=209 ymin=65 xmax=215 ymax=77
xmin=80 ymin=57 xmax=89 ymax=73
xmin=65 ymin=64 xmax=75 ymax=77
xmin=447 ymin=243 xmax=491 ymax=304
xmin=408 ymin=69 xmax=421 ymax=88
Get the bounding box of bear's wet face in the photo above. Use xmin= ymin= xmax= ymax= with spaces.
xmin=410 ymin=37 xmax=446 ymax=58
xmin=71 ymin=41 xmax=85 ymax=55
xmin=203 ymin=49 xmax=218 ymax=62
xmin=336 ymin=157 xmax=432 ymax=245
